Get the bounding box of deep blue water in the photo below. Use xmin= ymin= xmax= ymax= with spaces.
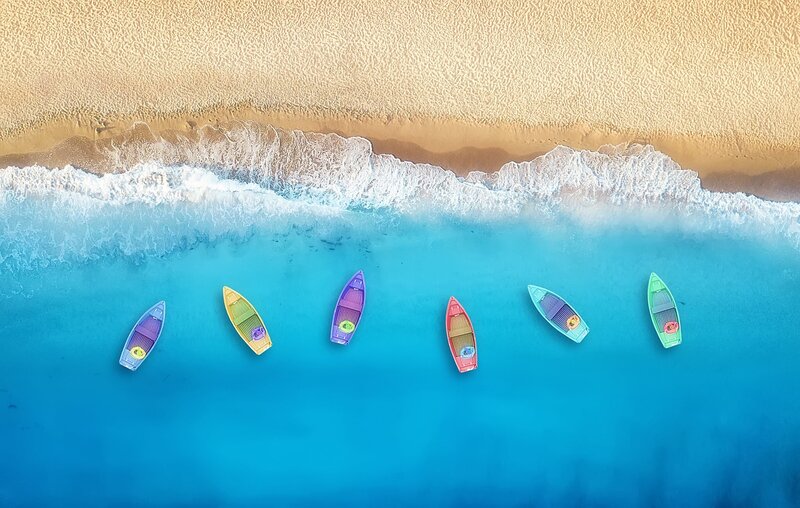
xmin=1 ymin=212 xmax=799 ymax=507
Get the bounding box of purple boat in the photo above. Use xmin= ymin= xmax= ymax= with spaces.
xmin=330 ymin=271 xmax=366 ymax=345
xmin=119 ymin=301 xmax=166 ymax=371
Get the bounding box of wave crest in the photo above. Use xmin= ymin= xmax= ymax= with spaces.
xmin=1 ymin=123 xmax=799 ymax=276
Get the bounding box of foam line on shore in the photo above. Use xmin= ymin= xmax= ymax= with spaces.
xmin=1 ymin=129 xmax=799 ymax=275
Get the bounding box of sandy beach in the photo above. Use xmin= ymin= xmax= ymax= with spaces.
xmin=1 ymin=1 xmax=799 ymax=199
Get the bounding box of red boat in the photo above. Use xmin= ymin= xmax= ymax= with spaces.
xmin=445 ymin=297 xmax=478 ymax=373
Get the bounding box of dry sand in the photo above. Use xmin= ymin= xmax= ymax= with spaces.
xmin=1 ymin=1 xmax=799 ymax=198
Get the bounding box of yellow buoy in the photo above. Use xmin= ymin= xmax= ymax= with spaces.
xmin=130 ymin=346 xmax=147 ymax=360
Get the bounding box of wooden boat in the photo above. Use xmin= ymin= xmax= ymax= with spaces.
xmin=222 ymin=286 xmax=272 ymax=355
xmin=647 ymin=273 xmax=682 ymax=348
xmin=119 ymin=301 xmax=166 ymax=371
xmin=330 ymin=270 xmax=366 ymax=345
xmin=445 ymin=297 xmax=477 ymax=373
xmin=527 ymin=285 xmax=589 ymax=343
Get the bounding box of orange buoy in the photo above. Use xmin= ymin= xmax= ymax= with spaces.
xmin=566 ymin=315 xmax=581 ymax=330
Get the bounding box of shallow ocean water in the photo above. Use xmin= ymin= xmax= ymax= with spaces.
xmin=2 ymin=211 xmax=800 ymax=507
xmin=2 ymin=140 xmax=800 ymax=506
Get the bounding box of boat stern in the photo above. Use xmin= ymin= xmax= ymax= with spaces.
xmin=330 ymin=329 xmax=353 ymax=345
xmin=569 ymin=325 xmax=590 ymax=343
xmin=118 ymin=350 xmax=142 ymax=371
xmin=330 ymin=337 xmax=351 ymax=345
xmin=456 ymin=357 xmax=478 ymax=373
xmin=660 ymin=332 xmax=682 ymax=348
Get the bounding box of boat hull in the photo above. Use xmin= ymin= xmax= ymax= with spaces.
xmin=330 ymin=270 xmax=366 ymax=345
xmin=445 ymin=297 xmax=478 ymax=373
xmin=223 ymin=286 xmax=272 ymax=355
xmin=527 ymin=285 xmax=589 ymax=343
xmin=647 ymin=273 xmax=682 ymax=348
xmin=119 ymin=301 xmax=166 ymax=371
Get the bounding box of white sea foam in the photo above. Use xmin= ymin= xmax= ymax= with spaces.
xmin=0 ymin=164 xmax=347 ymax=273
xmin=1 ymin=125 xmax=799 ymax=274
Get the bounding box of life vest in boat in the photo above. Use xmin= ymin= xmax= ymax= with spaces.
xmin=664 ymin=321 xmax=679 ymax=334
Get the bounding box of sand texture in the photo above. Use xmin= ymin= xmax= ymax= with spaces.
xmin=1 ymin=0 xmax=799 ymax=197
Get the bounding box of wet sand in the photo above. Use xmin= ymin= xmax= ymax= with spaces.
xmin=2 ymin=107 xmax=799 ymax=200
xmin=1 ymin=1 xmax=799 ymax=200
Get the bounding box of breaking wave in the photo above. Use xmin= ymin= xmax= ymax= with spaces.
xmin=1 ymin=123 xmax=799 ymax=274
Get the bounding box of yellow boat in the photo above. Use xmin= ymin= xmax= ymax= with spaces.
xmin=222 ymin=286 xmax=272 ymax=355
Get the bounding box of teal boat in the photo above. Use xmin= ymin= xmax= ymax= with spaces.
xmin=647 ymin=273 xmax=682 ymax=348
xmin=527 ymin=285 xmax=589 ymax=343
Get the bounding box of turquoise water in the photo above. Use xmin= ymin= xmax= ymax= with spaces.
xmin=2 ymin=209 xmax=800 ymax=507
xmin=2 ymin=142 xmax=800 ymax=507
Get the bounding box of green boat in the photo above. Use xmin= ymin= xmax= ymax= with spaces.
xmin=647 ymin=273 xmax=682 ymax=348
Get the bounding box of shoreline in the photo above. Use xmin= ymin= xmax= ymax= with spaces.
xmin=2 ymin=1 xmax=800 ymax=201
xmin=1 ymin=106 xmax=799 ymax=201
